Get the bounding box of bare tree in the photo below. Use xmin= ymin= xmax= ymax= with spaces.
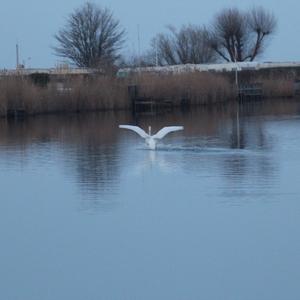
xmin=247 ymin=7 xmax=277 ymax=60
xmin=209 ymin=7 xmax=277 ymax=62
xmin=151 ymin=25 xmax=216 ymax=66
xmin=54 ymin=2 xmax=125 ymax=68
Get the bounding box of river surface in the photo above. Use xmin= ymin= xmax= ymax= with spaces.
xmin=0 ymin=100 xmax=300 ymax=300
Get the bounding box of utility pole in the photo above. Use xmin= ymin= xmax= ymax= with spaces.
xmin=155 ymin=38 xmax=158 ymax=67
xmin=137 ymin=24 xmax=141 ymax=69
xmin=16 ymin=43 xmax=20 ymax=70
xmin=234 ymin=42 xmax=240 ymax=101
xmin=234 ymin=42 xmax=239 ymax=88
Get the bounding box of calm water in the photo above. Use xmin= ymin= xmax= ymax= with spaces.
xmin=1 ymin=100 xmax=300 ymax=300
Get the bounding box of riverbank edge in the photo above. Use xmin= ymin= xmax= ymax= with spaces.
xmin=0 ymin=69 xmax=299 ymax=118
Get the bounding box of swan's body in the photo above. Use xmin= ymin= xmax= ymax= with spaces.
xmin=119 ymin=125 xmax=184 ymax=150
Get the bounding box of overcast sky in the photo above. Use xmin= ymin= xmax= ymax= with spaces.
xmin=0 ymin=0 xmax=299 ymax=68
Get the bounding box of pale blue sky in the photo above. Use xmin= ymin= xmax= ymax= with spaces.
xmin=0 ymin=0 xmax=299 ymax=68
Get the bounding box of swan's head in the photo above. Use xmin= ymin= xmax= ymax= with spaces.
xmin=148 ymin=126 xmax=152 ymax=136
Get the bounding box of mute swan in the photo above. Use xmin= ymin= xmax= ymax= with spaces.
xmin=119 ymin=125 xmax=184 ymax=150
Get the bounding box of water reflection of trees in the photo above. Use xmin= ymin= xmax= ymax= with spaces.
xmin=228 ymin=99 xmax=300 ymax=150
xmin=133 ymin=100 xmax=300 ymax=149
xmin=0 ymin=112 xmax=132 ymax=210
xmin=228 ymin=104 xmax=267 ymax=149
xmin=0 ymin=99 xmax=299 ymax=208
xmin=133 ymin=100 xmax=298 ymax=201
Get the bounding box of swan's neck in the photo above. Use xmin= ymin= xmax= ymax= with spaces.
xmin=148 ymin=126 xmax=152 ymax=136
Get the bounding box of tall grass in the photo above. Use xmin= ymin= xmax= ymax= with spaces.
xmin=0 ymin=76 xmax=129 ymax=117
xmin=134 ymin=72 xmax=235 ymax=105
xmin=0 ymin=69 xmax=298 ymax=118
xmin=236 ymin=69 xmax=296 ymax=98
xmin=261 ymin=78 xmax=294 ymax=98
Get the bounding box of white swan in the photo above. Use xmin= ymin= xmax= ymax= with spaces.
xmin=119 ymin=125 xmax=184 ymax=150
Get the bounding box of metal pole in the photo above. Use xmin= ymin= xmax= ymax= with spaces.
xmin=234 ymin=43 xmax=238 ymax=88
xmin=155 ymin=38 xmax=158 ymax=67
xmin=16 ymin=43 xmax=19 ymax=70
xmin=137 ymin=24 xmax=141 ymax=69
xmin=234 ymin=42 xmax=240 ymax=101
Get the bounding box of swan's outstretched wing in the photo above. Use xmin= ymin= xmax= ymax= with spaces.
xmin=152 ymin=126 xmax=184 ymax=139
xmin=119 ymin=125 xmax=149 ymax=138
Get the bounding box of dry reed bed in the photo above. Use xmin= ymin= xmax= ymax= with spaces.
xmin=260 ymin=78 xmax=295 ymax=98
xmin=0 ymin=71 xmax=298 ymax=118
xmin=134 ymin=72 xmax=235 ymax=105
xmin=235 ymin=70 xmax=296 ymax=98
xmin=0 ymin=76 xmax=129 ymax=117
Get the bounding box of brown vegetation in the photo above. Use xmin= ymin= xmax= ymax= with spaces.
xmin=134 ymin=72 xmax=235 ymax=105
xmin=0 ymin=68 xmax=298 ymax=119
xmin=261 ymin=78 xmax=294 ymax=98
xmin=0 ymin=76 xmax=129 ymax=117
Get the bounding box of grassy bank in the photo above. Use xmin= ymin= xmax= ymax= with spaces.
xmin=0 ymin=69 xmax=298 ymax=118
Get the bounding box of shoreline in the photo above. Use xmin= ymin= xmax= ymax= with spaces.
xmin=0 ymin=68 xmax=299 ymax=118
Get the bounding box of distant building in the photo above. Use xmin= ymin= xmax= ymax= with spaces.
xmin=117 ymin=62 xmax=300 ymax=77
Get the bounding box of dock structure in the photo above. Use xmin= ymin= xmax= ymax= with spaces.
xmin=238 ymin=83 xmax=263 ymax=101
xmin=128 ymin=85 xmax=175 ymax=113
xmin=294 ymin=80 xmax=300 ymax=96
xmin=6 ymin=109 xmax=26 ymax=119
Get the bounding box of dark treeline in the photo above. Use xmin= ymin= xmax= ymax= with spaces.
xmin=53 ymin=2 xmax=277 ymax=69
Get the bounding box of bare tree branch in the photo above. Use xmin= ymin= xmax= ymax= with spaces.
xmin=209 ymin=6 xmax=277 ymax=62
xmin=247 ymin=6 xmax=277 ymax=61
xmin=53 ymin=2 xmax=125 ymax=68
xmin=150 ymin=25 xmax=216 ymax=65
